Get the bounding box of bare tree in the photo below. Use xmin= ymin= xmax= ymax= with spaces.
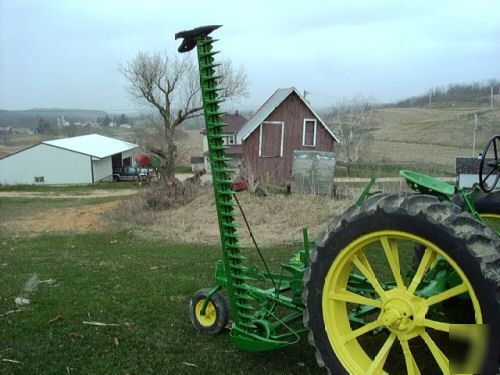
xmin=119 ymin=51 xmax=248 ymax=179
xmin=329 ymin=97 xmax=377 ymax=176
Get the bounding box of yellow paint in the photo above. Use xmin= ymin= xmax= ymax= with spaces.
xmin=479 ymin=213 xmax=500 ymax=220
xmin=321 ymin=230 xmax=482 ymax=375
xmin=195 ymin=299 xmax=216 ymax=327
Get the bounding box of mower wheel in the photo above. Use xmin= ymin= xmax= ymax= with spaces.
xmin=189 ymin=288 xmax=228 ymax=335
xmin=303 ymin=193 xmax=500 ymax=374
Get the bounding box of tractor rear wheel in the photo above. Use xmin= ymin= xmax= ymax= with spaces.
xmin=472 ymin=191 xmax=500 ymax=231
xmin=303 ymin=193 xmax=500 ymax=374
xmin=189 ymin=288 xmax=229 ymax=335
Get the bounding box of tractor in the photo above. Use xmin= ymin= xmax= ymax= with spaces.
xmin=175 ymin=25 xmax=500 ymax=374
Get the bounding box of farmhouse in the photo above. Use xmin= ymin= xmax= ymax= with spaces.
xmin=0 ymin=134 xmax=138 ymax=185
xmin=200 ymin=112 xmax=247 ymax=172
xmin=240 ymin=87 xmax=338 ymax=185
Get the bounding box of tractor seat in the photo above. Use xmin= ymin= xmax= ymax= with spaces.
xmin=400 ymin=170 xmax=455 ymax=197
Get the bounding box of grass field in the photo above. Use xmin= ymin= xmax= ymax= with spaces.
xmin=363 ymin=107 xmax=500 ymax=167
xmin=0 ymin=232 xmax=322 ymax=374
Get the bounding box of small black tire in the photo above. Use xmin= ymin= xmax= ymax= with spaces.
xmin=189 ymin=288 xmax=229 ymax=335
xmin=471 ymin=191 xmax=500 ymax=216
xmin=303 ymin=193 xmax=500 ymax=375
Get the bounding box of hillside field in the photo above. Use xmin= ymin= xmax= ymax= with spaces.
xmin=3 ymin=106 xmax=498 ymax=172
xmin=363 ymin=107 xmax=499 ymax=170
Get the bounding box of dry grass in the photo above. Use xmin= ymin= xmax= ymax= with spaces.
xmin=3 ymin=201 xmax=118 ymax=236
xmin=122 ymin=190 xmax=352 ymax=246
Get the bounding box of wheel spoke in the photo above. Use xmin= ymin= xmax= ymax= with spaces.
xmin=329 ymin=290 xmax=383 ymax=308
xmin=380 ymin=236 xmax=405 ymax=289
xmin=343 ymin=319 xmax=383 ymax=343
xmin=358 ymin=251 xmax=377 ymax=279
xmin=425 ymin=283 xmax=468 ymax=306
xmin=420 ymin=330 xmax=449 ymax=374
xmin=400 ymin=339 xmax=421 ymax=375
xmin=367 ymin=332 xmax=397 ymax=375
xmin=423 ymin=319 xmax=451 ymax=332
xmin=408 ymin=247 xmax=437 ymax=294
xmin=352 ymin=256 xmax=387 ymax=299
xmin=484 ymin=166 xmax=495 ymax=181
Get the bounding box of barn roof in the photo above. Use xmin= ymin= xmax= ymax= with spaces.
xmin=238 ymin=87 xmax=339 ymax=142
xmin=43 ymin=134 xmax=138 ymax=159
xmin=456 ymin=157 xmax=495 ymax=174
xmin=200 ymin=113 xmax=247 ymax=135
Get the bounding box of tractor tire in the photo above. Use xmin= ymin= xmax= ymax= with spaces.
xmin=189 ymin=288 xmax=229 ymax=335
xmin=451 ymin=190 xmax=500 ymax=218
xmin=412 ymin=191 xmax=500 ymax=270
xmin=303 ymin=193 xmax=500 ymax=375
xmin=471 ymin=190 xmax=500 ymax=216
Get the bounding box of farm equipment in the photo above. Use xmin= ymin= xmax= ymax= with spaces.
xmin=176 ymin=25 xmax=500 ymax=374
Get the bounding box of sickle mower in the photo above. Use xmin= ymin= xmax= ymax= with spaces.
xmin=175 ymin=25 xmax=500 ymax=374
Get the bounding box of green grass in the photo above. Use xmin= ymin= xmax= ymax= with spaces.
xmin=0 ymin=181 xmax=143 ymax=193
xmin=335 ymin=162 xmax=455 ymax=178
xmin=0 ymin=232 xmax=321 ymax=374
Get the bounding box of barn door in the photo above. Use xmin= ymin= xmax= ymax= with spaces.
xmin=259 ymin=121 xmax=284 ymax=158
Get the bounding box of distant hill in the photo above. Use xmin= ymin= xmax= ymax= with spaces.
xmin=393 ymin=79 xmax=499 ymax=108
xmin=0 ymin=108 xmax=107 ymax=128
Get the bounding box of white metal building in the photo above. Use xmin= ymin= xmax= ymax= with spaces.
xmin=0 ymin=134 xmax=138 ymax=185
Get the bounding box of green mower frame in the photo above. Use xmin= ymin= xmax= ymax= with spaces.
xmin=176 ymin=25 xmax=500 ymax=374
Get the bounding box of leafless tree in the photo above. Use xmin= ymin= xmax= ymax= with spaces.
xmin=329 ymin=97 xmax=377 ymax=176
xmin=119 ymin=51 xmax=248 ymax=179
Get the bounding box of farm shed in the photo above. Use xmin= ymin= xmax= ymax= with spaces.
xmin=240 ymin=87 xmax=338 ymax=185
xmin=456 ymin=156 xmax=497 ymax=189
xmin=0 ymin=134 xmax=138 ymax=185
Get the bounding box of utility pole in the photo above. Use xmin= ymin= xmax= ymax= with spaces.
xmin=491 ymin=85 xmax=494 ymax=108
xmin=428 ymin=92 xmax=432 ymax=108
xmin=473 ymin=113 xmax=478 ymax=156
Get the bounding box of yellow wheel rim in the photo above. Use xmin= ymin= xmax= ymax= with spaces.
xmin=195 ymin=299 xmax=217 ymax=327
xmin=480 ymin=213 xmax=500 ymax=220
xmin=322 ymin=230 xmax=483 ymax=375
xmin=480 ymin=213 xmax=500 ymax=232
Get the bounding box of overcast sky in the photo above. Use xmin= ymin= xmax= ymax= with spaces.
xmin=0 ymin=0 xmax=499 ymax=112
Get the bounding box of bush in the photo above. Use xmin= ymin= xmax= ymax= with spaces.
xmin=142 ymin=179 xmax=202 ymax=210
xmin=112 ymin=178 xmax=205 ymax=227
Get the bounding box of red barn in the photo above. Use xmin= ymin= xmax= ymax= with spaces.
xmin=240 ymin=87 xmax=338 ymax=185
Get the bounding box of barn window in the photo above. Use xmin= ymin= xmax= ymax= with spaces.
xmin=302 ymin=119 xmax=317 ymax=147
xmin=259 ymin=121 xmax=284 ymax=158
xmin=34 ymin=176 xmax=44 ymax=183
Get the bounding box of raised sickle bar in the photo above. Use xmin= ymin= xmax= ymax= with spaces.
xmin=175 ymin=25 xmax=259 ymax=335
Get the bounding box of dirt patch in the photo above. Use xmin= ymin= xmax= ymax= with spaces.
xmin=4 ymin=201 xmax=119 ymax=236
xmin=0 ymin=189 xmax=139 ymax=199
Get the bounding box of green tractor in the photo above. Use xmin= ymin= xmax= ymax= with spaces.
xmin=176 ymin=25 xmax=500 ymax=374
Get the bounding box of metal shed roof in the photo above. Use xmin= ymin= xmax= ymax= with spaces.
xmin=238 ymin=87 xmax=339 ymax=142
xmin=43 ymin=134 xmax=138 ymax=159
